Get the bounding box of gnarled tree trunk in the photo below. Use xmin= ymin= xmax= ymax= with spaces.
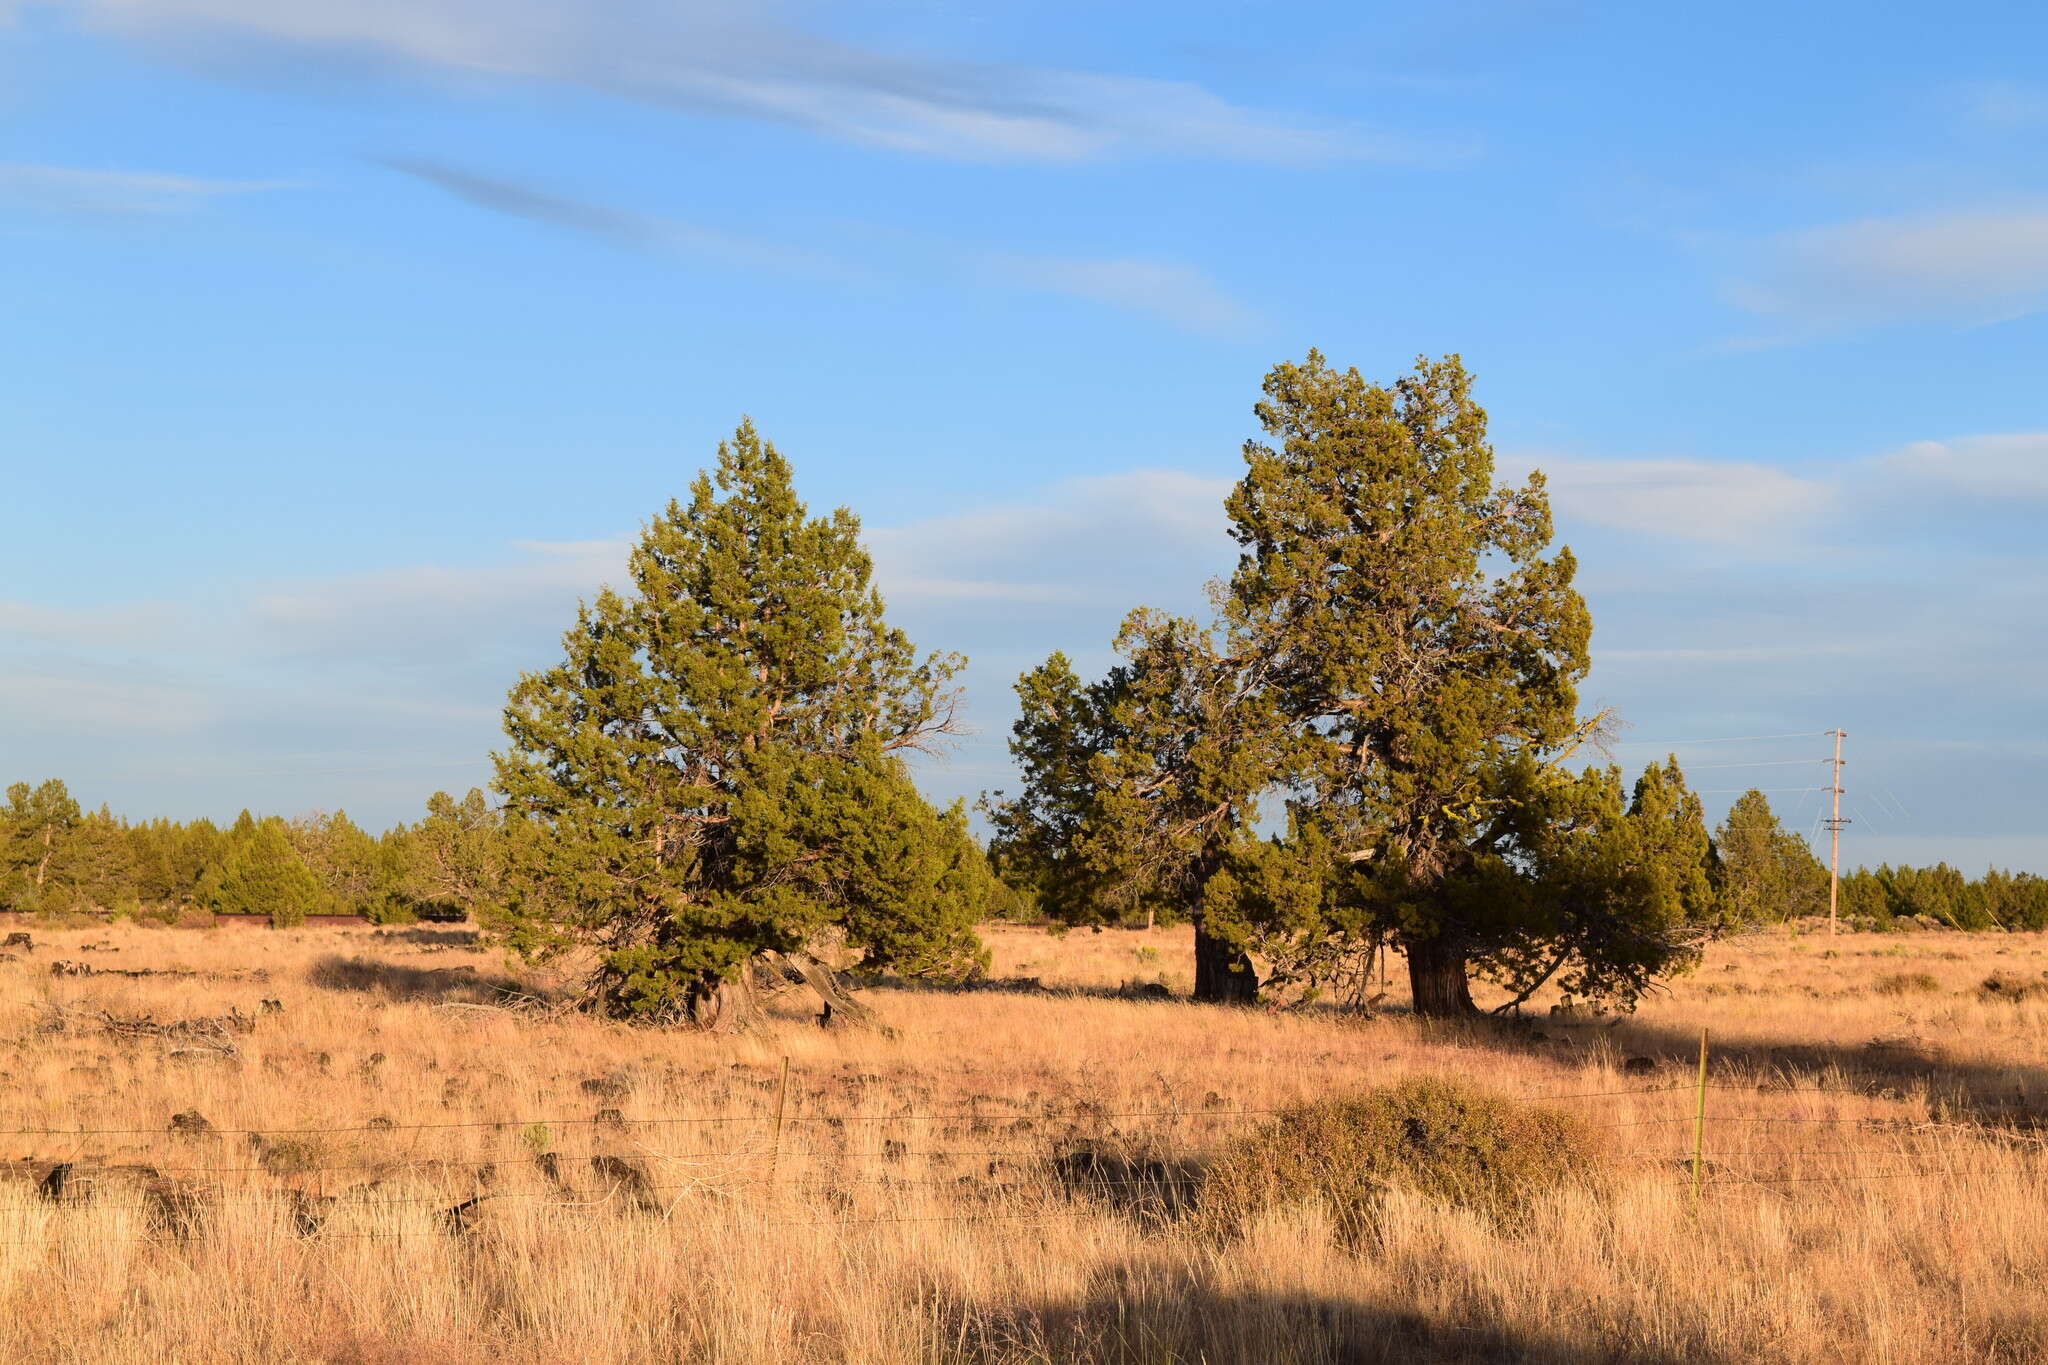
xmin=1404 ymin=932 xmax=1476 ymax=1017
xmin=768 ymin=950 xmax=893 ymax=1035
xmin=683 ymin=970 xmax=762 ymax=1032
xmin=1193 ymin=919 xmax=1259 ymax=1004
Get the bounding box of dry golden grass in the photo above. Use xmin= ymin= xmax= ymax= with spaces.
xmin=3 ymin=918 xmax=2048 ymax=1363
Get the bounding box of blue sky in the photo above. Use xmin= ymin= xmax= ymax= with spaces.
xmin=3 ymin=0 xmax=2045 ymax=871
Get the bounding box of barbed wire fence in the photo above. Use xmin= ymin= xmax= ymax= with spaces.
xmin=4 ymin=1055 xmax=2045 ymax=1250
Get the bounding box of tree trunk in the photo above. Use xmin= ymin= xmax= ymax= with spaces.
xmin=769 ymin=950 xmax=894 ymax=1036
xmin=683 ymin=971 xmax=762 ymax=1033
xmin=1404 ymin=933 xmax=1476 ymax=1017
xmin=1192 ymin=918 xmax=1258 ymax=1004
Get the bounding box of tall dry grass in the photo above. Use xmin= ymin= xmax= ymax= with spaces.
xmin=2 ymin=919 xmax=2047 ymax=1362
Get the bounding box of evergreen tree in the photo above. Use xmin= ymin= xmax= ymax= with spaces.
xmin=403 ymin=788 xmax=508 ymax=921
xmin=2 ymin=779 xmax=82 ymax=911
xmin=493 ymin=421 xmax=991 ymax=1028
xmin=210 ymin=817 xmax=324 ymax=927
xmin=1220 ymin=352 xmax=1628 ymax=1015
xmin=286 ymin=810 xmax=384 ymax=916
xmin=985 ymin=613 xmax=1281 ymax=1002
xmin=992 ymin=353 xmax=1721 ymax=1015
xmin=1714 ymin=789 xmax=1828 ymax=922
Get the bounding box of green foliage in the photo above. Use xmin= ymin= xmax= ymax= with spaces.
xmin=1715 ymin=790 xmax=1827 ymax=923
xmin=209 ymin=818 xmax=324 ymax=927
xmin=1201 ymin=1076 xmax=1599 ymax=1237
xmin=983 ymin=614 xmax=1279 ymax=1000
xmin=987 ymin=352 xmax=1721 ymax=1015
xmin=400 ymin=788 xmax=509 ymax=922
xmin=1 ymin=779 xmax=83 ymax=911
xmin=1841 ymin=862 xmax=2048 ymax=932
xmin=492 ymin=420 xmax=992 ymax=1023
xmin=285 ymin=811 xmax=385 ymax=917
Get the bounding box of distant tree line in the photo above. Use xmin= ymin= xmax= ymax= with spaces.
xmin=0 ymin=779 xmax=516 ymax=926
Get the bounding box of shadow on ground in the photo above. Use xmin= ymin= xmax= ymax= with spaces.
xmin=306 ymin=954 xmax=528 ymax=1005
xmin=949 ymin=1275 xmax=1710 ymax=1365
xmin=366 ymin=927 xmax=482 ymax=947
xmin=1446 ymin=1009 xmax=2048 ymax=1129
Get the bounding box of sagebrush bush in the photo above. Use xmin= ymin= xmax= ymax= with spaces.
xmin=1979 ymin=972 xmax=2048 ymax=1003
xmin=1200 ymin=1075 xmax=1599 ymax=1237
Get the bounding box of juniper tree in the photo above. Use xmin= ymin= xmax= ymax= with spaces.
xmin=1714 ymin=788 xmax=1826 ymax=923
xmin=209 ymin=817 xmax=324 ymax=927
xmin=494 ymin=421 xmax=993 ymax=1029
xmin=286 ymin=811 xmax=385 ymax=917
xmin=1213 ymin=354 xmax=1562 ymax=1011
xmin=400 ymin=789 xmax=508 ymax=922
xmin=985 ymin=611 xmax=1281 ymax=1002
xmin=998 ymin=353 xmax=1720 ymax=1015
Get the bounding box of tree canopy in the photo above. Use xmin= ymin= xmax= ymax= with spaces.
xmin=492 ymin=420 xmax=995 ymax=1028
xmin=988 ymin=352 xmax=1722 ymax=1015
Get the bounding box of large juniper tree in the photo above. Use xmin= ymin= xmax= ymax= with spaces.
xmin=991 ymin=352 xmax=1719 ymax=1015
xmin=1224 ymin=352 xmax=1715 ymax=1014
xmin=494 ymin=421 xmax=993 ymax=1029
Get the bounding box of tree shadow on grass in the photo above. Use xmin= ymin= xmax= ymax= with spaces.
xmin=1450 ymin=1008 xmax=2048 ymax=1129
xmin=863 ymin=973 xmax=1198 ymax=1005
xmin=306 ymin=954 xmax=530 ymax=1006
xmin=366 ymin=927 xmax=482 ymax=948
xmin=949 ymin=1274 xmax=1709 ymax=1365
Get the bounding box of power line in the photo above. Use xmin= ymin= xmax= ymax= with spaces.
xmin=1608 ymin=731 xmax=1829 ymax=748
xmin=1678 ymin=759 xmax=1832 ymax=771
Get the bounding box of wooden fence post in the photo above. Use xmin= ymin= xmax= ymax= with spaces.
xmin=1691 ymin=1028 xmax=1709 ymax=1212
xmin=767 ymin=1056 xmax=791 ymax=1188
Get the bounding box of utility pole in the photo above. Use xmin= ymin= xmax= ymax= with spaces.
xmin=1825 ymin=729 xmax=1849 ymax=935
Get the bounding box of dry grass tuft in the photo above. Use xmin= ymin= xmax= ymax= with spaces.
xmin=1874 ymin=970 xmax=1942 ymax=995
xmin=1978 ymin=971 xmax=2048 ymax=1003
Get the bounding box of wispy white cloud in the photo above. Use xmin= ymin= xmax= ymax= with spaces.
xmin=1534 ymin=455 xmax=1831 ymax=546
xmin=0 ymin=162 xmax=289 ymax=214
xmin=1727 ymin=206 xmax=2048 ymax=329
xmin=386 ymin=155 xmax=1251 ymax=332
xmin=0 ymin=599 xmax=186 ymax=642
xmin=382 ymin=158 xmax=855 ymax=279
xmin=1878 ymin=432 xmax=2048 ymax=501
xmin=980 ymin=254 xmax=1258 ymax=336
xmin=0 ymin=658 xmax=222 ymax=732
xmin=48 ymin=0 xmax=1426 ymax=165
xmin=867 ymin=470 xmax=1232 ymax=609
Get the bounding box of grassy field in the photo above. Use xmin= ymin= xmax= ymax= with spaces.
xmin=4 ymin=919 xmax=2048 ymax=1363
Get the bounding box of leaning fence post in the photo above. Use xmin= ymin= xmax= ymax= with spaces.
xmin=1690 ymin=1027 xmax=1709 ymax=1212
xmin=767 ymin=1055 xmax=791 ymax=1188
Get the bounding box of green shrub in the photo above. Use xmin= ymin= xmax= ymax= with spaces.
xmin=1874 ymin=970 xmax=1941 ymax=995
xmin=1200 ymin=1075 xmax=1599 ymax=1237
